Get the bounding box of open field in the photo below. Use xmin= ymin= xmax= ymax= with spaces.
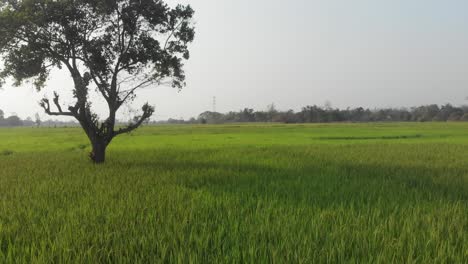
xmin=0 ymin=123 xmax=467 ymax=263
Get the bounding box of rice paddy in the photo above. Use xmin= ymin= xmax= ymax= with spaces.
xmin=0 ymin=123 xmax=467 ymax=263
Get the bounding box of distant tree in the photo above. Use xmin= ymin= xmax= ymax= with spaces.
xmin=433 ymin=104 xmax=458 ymax=121
xmin=412 ymin=105 xmax=440 ymax=122
xmin=188 ymin=117 xmax=197 ymax=124
xmin=266 ymin=103 xmax=278 ymax=121
xmin=254 ymin=111 xmax=268 ymax=122
xmin=35 ymin=113 xmax=41 ymax=128
xmin=6 ymin=115 xmax=23 ymax=127
xmin=0 ymin=109 xmax=4 ymax=120
xmin=162 ymin=103 xmax=468 ymax=125
xmin=198 ymin=111 xmax=224 ymax=124
xmin=0 ymin=0 xmax=195 ymax=163
xmin=461 ymin=113 xmax=468 ymax=122
xmin=282 ymin=109 xmax=299 ymax=123
xmin=448 ymin=112 xmax=462 ymax=121
xmin=23 ymin=116 xmax=34 ymax=126
xmin=240 ymin=108 xmax=255 ymax=122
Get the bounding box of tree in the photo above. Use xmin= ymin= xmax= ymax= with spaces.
xmin=0 ymin=0 xmax=195 ymax=163
xmin=35 ymin=113 xmax=41 ymax=127
xmin=198 ymin=111 xmax=224 ymax=124
xmin=0 ymin=109 xmax=4 ymax=120
xmin=6 ymin=115 xmax=23 ymax=126
xmin=266 ymin=103 xmax=277 ymax=121
xmin=24 ymin=116 xmax=35 ymax=126
xmin=240 ymin=108 xmax=255 ymax=122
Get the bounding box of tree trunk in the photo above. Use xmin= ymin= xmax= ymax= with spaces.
xmin=90 ymin=139 xmax=107 ymax=164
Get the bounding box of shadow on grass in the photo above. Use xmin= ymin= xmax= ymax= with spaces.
xmin=111 ymin=147 xmax=468 ymax=209
xmin=318 ymin=134 xmax=423 ymax=140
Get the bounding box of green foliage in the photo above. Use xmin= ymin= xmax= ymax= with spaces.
xmin=0 ymin=123 xmax=467 ymax=262
xmin=0 ymin=0 xmax=195 ymax=90
xmin=194 ymin=104 xmax=468 ymax=124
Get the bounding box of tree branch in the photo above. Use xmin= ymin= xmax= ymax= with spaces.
xmin=164 ymin=20 xmax=185 ymax=50
xmin=52 ymin=91 xmax=63 ymax=112
xmin=39 ymin=92 xmax=75 ymax=117
xmin=114 ymin=103 xmax=154 ymax=135
xmin=117 ymin=78 xmax=157 ymax=108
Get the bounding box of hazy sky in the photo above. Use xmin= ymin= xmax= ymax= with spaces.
xmin=1 ymin=0 xmax=468 ymax=120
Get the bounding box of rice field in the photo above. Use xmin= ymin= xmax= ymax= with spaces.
xmin=0 ymin=123 xmax=467 ymax=263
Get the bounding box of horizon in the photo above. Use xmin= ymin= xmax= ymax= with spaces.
xmin=2 ymin=102 xmax=468 ymax=123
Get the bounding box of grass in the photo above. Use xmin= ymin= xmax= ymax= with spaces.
xmin=0 ymin=122 xmax=467 ymax=263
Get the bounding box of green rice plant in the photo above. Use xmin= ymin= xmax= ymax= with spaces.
xmin=0 ymin=123 xmax=467 ymax=263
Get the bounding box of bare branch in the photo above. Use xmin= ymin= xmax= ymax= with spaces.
xmin=40 ymin=93 xmax=74 ymax=117
xmin=116 ymin=78 xmax=161 ymax=110
xmin=164 ymin=20 xmax=185 ymax=50
xmin=52 ymin=92 xmax=63 ymax=112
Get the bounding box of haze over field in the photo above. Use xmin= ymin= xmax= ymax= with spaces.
xmin=1 ymin=0 xmax=468 ymax=120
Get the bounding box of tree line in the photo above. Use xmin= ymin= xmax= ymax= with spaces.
xmin=0 ymin=109 xmax=25 ymax=127
xmin=160 ymin=104 xmax=468 ymax=124
xmin=0 ymin=110 xmax=77 ymax=127
xmin=2 ymin=104 xmax=468 ymax=127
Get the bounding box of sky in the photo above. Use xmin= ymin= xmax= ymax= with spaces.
xmin=1 ymin=0 xmax=468 ymax=120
